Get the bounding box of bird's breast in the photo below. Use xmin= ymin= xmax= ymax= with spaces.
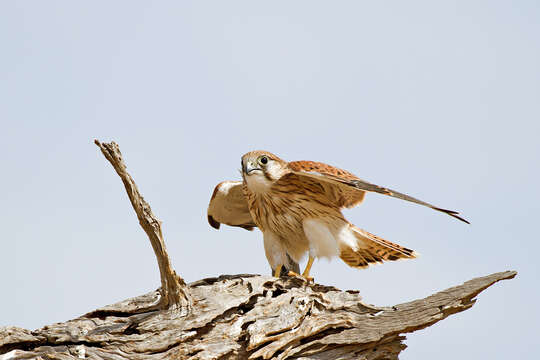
xmin=245 ymin=181 xmax=340 ymax=237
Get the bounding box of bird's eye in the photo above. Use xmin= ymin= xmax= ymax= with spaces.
xmin=258 ymin=156 xmax=268 ymax=165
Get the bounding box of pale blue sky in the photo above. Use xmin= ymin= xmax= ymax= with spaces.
xmin=1 ymin=1 xmax=539 ymax=359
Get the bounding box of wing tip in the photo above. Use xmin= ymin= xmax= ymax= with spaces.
xmin=452 ymin=213 xmax=470 ymax=224
xmin=207 ymin=215 xmax=221 ymax=230
xmin=433 ymin=207 xmax=470 ymax=224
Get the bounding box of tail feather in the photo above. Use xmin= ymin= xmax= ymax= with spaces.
xmin=339 ymin=225 xmax=417 ymax=269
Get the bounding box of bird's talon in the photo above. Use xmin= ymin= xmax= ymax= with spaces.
xmin=287 ymin=271 xmax=314 ymax=283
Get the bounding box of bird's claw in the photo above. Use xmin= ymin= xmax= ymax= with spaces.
xmin=287 ymin=271 xmax=314 ymax=283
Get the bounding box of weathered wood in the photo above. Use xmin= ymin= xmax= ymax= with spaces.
xmin=94 ymin=140 xmax=190 ymax=311
xmin=0 ymin=141 xmax=517 ymax=359
xmin=0 ymin=271 xmax=516 ymax=359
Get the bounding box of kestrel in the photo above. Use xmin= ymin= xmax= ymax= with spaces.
xmin=208 ymin=151 xmax=468 ymax=281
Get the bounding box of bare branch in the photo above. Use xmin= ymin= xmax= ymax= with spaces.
xmin=0 ymin=271 xmax=516 ymax=359
xmin=93 ymin=140 xmax=191 ymax=311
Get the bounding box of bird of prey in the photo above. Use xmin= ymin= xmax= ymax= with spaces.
xmin=208 ymin=151 xmax=468 ymax=281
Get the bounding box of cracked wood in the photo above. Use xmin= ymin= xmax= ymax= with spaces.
xmin=0 ymin=271 xmax=516 ymax=359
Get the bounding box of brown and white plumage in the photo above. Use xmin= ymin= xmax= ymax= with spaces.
xmin=207 ymin=181 xmax=256 ymax=231
xmin=287 ymin=160 xmax=469 ymax=223
xmin=207 ymin=180 xmax=300 ymax=274
xmin=208 ymin=150 xmax=468 ymax=279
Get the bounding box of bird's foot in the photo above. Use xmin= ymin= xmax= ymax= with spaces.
xmin=287 ymin=271 xmax=314 ymax=283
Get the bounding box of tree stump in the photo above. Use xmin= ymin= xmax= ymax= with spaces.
xmin=0 ymin=141 xmax=516 ymax=360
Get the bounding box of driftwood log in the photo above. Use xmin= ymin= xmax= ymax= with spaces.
xmin=0 ymin=141 xmax=516 ymax=360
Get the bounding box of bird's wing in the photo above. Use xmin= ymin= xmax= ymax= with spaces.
xmin=287 ymin=160 xmax=469 ymax=224
xmin=207 ymin=181 xmax=257 ymax=231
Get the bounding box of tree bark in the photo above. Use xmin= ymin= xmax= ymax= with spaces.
xmin=0 ymin=140 xmax=517 ymax=359
xmin=0 ymin=271 xmax=516 ymax=360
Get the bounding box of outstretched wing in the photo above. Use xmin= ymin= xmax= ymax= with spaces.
xmin=207 ymin=181 xmax=257 ymax=231
xmin=287 ymin=161 xmax=469 ymax=224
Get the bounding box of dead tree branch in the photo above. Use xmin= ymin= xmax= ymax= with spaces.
xmin=94 ymin=140 xmax=190 ymax=311
xmin=0 ymin=271 xmax=515 ymax=359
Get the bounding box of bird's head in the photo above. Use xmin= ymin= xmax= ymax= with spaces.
xmin=241 ymin=151 xmax=288 ymax=193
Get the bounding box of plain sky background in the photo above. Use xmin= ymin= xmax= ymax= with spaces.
xmin=1 ymin=1 xmax=539 ymax=359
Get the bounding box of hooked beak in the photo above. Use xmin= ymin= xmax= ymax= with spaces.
xmin=243 ymin=160 xmax=261 ymax=175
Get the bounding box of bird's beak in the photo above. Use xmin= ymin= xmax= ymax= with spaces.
xmin=244 ymin=160 xmax=261 ymax=175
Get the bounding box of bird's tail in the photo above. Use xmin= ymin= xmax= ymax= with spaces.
xmin=339 ymin=224 xmax=417 ymax=269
